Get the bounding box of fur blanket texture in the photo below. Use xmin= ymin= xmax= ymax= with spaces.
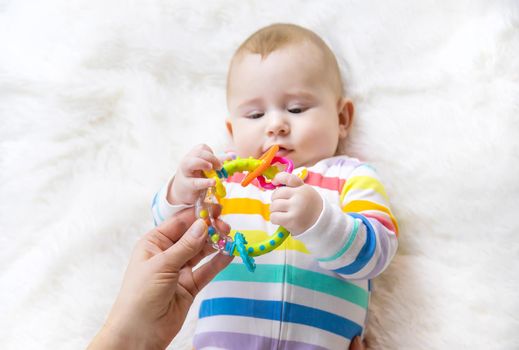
xmin=1 ymin=1 xmax=518 ymax=349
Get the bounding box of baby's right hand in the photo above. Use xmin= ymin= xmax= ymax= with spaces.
xmin=167 ymin=144 xmax=223 ymax=206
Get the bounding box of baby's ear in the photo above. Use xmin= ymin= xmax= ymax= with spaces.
xmin=338 ymin=98 xmax=354 ymax=138
xmin=225 ymin=119 xmax=233 ymax=137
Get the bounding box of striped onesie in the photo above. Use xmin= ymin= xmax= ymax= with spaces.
xmin=152 ymin=155 xmax=398 ymax=350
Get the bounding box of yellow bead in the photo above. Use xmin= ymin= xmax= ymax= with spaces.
xmin=199 ymin=209 xmax=208 ymax=219
xmin=211 ymin=235 xmax=219 ymax=243
xmin=297 ymin=168 xmax=308 ymax=181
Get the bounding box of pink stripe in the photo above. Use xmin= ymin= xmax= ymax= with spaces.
xmin=305 ymin=172 xmax=345 ymax=192
xmin=226 ymin=171 xmax=347 ymax=193
xmin=362 ymin=212 xmax=396 ymax=233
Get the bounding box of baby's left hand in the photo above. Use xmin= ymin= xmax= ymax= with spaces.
xmin=270 ymin=172 xmax=323 ymax=235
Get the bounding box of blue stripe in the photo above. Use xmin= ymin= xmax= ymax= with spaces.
xmin=333 ymin=213 xmax=376 ymax=275
xmin=318 ymin=218 xmax=359 ymax=262
xmin=151 ymin=191 xmax=159 ymax=208
xmin=199 ymin=297 xmax=362 ymax=340
xmin=151 ymin=190 xmax=164 ymax=222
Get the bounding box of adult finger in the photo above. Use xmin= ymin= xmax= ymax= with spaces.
xmin=190 ymin=252 xmax=234 ymax=293
xmin=213 ymin=215 xmax=230 ymax=234
xmin=349 ymin=336 xmax=366 ymax=350
xmin=161 ymin=219 xmax=208 ymax=272
xmin=183 ymin=246 xmax=217 ymax=270
xmin=209 ymin=203 xmax=223 ymax=218
xmin=185 ymin=217 xmax=231 ymax=267
xmin=151 ymin=208 xmax=197 ymax=244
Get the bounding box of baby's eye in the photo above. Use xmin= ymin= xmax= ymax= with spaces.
xmin=246 ymin=113 xmax=264 ymax=119
xmin=288 ymin=107 xmax=305 ymax=114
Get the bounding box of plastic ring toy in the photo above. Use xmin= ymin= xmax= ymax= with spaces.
xmin=241 ymin=145 xmax=279 ymax=187
xmin=197 ymin=145 xmax=305 ymax=272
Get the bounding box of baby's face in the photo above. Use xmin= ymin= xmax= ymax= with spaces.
xmin=226 ymin=43 xmax=351 ymax=168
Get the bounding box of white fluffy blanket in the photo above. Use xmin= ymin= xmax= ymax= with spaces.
xmin=1 ymin=1 xmax=518 ymax=349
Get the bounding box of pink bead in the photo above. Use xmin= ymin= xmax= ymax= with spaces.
xmin=218 ymin=240 xmax=226 ymax=250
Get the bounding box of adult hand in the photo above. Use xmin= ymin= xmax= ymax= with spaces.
xmin=350 ymin=336 xmax=367 ymax=350
xmin=88 ymin=206 xmax=233 ymax=350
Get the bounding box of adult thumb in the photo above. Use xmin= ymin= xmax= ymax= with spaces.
xmin=162 ymin=219 xmax=207 ymax=271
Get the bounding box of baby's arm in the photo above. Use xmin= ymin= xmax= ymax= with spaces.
xmin=296 ymin=164 xmax=399 ymax=280
xmin=151 ymin=144 xmax=221 ymax=226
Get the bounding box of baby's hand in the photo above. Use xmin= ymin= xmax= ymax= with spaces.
xmin=167 ymin=144 xmax=222 ymax=205
xmin=270 ymin=172 xmax=323 ymax=235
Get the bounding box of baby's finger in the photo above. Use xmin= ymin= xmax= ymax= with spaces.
xmin=217 ymin=152 xmax=235 ymax=163
xmin=188 ymin=145 xmax=221 ymax=170
xmin=189 ymin=143 xmax=214 ymax=155
xmin=272 ymin=172 xmax=304 ymax=187
xmin=189 ymin=177 xmax=216 ymax=191
xmin=197 ymin=150 xmax=222 ymax=171
xmin=182 ymin=157 xmax=213 ymax=176
xmin=270 ymin=198 xmax=290 ymax=213
xmin=270 ymin=211 xmax=291 ymax=226
xmin=271 ymin=186 xmax=293 ymax=200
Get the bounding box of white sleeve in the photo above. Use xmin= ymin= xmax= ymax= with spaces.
xmin=151 ymin=177 xmax=193 ymax=226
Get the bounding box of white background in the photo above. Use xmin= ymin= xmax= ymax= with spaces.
xmin=1 ymin=1 xmax=518 ymax=349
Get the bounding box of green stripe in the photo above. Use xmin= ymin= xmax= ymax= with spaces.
xmin=318 ymin=218 xmax=359 ymax=262
xmin=214 ymin=263 xmax=369 ymax=309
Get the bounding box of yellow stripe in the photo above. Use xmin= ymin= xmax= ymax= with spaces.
xmin=229 ymin=230 xmax=310 ymax=254
xmin=340 ymin=176 xmax=389 ymax=203
xmin=220 ymin=197 xmax=270 ymax=221
xmin=342 ymin=199 xmax=399 ymax=233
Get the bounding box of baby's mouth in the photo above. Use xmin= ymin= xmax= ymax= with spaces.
xmin=276 ymin=146 xmax=292 ymax=157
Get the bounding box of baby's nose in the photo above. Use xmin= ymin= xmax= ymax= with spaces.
xmin=266 ymin=114 xmax=290 ymax=136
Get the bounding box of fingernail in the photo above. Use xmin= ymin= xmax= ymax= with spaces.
xmin=190 ymin=219 xmax=206 ymax=238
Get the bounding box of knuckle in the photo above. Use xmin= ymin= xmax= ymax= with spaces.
xmin=178 ymin=235 xmax=197 ymax=254
xmin=198 ymin=143 xmax=211 ymax=152
xmin=286 ymin=210 xmax=297 ymax=221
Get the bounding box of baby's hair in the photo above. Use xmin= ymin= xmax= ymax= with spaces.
xmin=228 ymin=23 xmax=344 ymax=97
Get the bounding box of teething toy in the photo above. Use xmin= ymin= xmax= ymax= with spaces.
xmin=195 ymin=145 xmax=305 ymax=272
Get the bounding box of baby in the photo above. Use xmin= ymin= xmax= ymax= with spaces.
xmin=152 ymin=23 xmax=398 ymax=350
